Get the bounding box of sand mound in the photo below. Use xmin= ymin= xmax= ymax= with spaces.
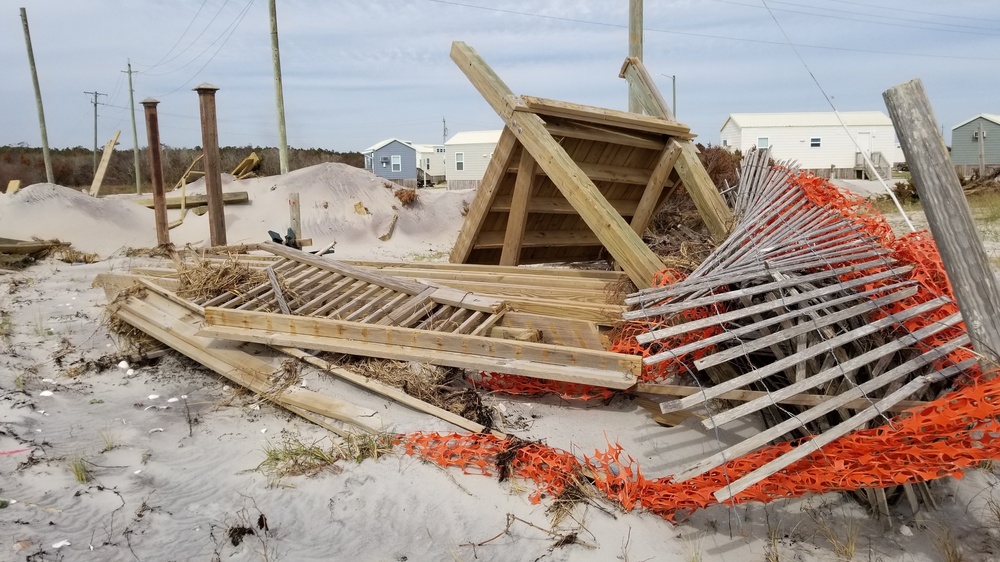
xmin=0 ymin=164 xmax=475 ymax=260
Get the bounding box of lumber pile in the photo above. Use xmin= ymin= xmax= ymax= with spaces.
xmin=98 ymin=242 xmax=639 ymax=436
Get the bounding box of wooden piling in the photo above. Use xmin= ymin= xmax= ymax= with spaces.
xmin=141 ymin=99 xmax=169 ymax=246
xmin=194 ymin=83 xmax=226 ymax=246
xmin=884 ymin=79 xmax=1000 ymax=366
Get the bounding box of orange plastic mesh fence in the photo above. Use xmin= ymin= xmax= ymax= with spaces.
xmin=404 ymin=172 xmax=989 ymax=522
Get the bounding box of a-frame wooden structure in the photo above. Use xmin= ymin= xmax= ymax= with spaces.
xmin=448 ymin=42 xmax=732 ymax=289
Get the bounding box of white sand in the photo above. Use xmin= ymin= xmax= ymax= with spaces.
xmin=0 ymin=165 xmax=987 ymax=561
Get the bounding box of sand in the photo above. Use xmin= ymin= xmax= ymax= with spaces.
xmin=1 ymin=164 xmax=996 ymax=561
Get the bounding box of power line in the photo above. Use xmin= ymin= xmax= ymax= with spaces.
xmin=143 ymin=0 xmax=211 ymax=70
xmin=135 ymin=0 xmax=233 ymax=73
xmin=420 ymin=0 xmax=1000 ymax=61
xmin=826 ymin=0 xmax=1000 ymax=25
xmin=766 ymin=0 xmax=1000 ymax=32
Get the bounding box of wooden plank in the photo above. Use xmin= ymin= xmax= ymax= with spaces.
xmin=501 ymin=311 xmax=606 ymax=350
xmin=517 ymin=95 xmax=694 ymax=138
xmin=500 ymin=151 xmax=536 ymax=265
xmin=659 ymin=298 xmax=951 ymax=413
xmin=450 ymin=128 xmax=520 ymax=264
xmin=345 ymin=260 xmax=625 ymax=281
xmin=885 ymin=79 xmax=1000 ymax=365
xmin=359 ymin=267 xmax=617 ymax=292
xmin=261 ymin=241 xmax=427 ymax=295
xmin=132 ymin=191 xmax=249 ymax=209
xmin=5 ymin=180 xmax=21 ymax=195
xmin=275 ymin=346 xmax=491 ymax=434
xmin=669 ymin=334 xmax=970 ymax=482
xmin=202 ymin=307 xmax=640 ymax=377
xmin=513 ymin=161 xmax=652 ymax=185
xmin=451 ymin=41 xmax=665 ymax=289
xmin=714 ymin=359 xmax=975 ymax=502
xmin=545 ymin=120 xmax=665 ymax=151
xmin=631 ymin=140 xmax=682 ymax=235
xmin=697 ymin=308 xmax=962 ymax=427
xmin=203 ymin=322 xmax=637 ymax=389
xmin=111 ymin=292 xmax=384 ymax=433
xmin=618 ymin=57 xmax=732 ymax=241
xmin=636 ymin=383 xmax=929 ymax=412
xmin=492 ymin=195 xmax=639 ymax=216
xmin=89 ymin=130 xmax=120 ymax=196
xmin=475 ymin=229 xmax=602 ymax=249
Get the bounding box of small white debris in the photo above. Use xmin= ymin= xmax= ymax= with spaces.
xmin=42 ymin=378 xmax=54 ymax=383
xmin=148 ymin=428 xmax=164 ymax=434
xmin=148 ymin=394 xmax=159 ymax=400
xmin=497 ymin=403 xmax=507 ymax=413
xmin=167 ymin=398 xmax=179 ymax=403
xmin=251 ymin=404 xmax=260 ymax=411
xmin=899 ymin=525 xmax=913 ymax=537
xmin=52 ymin=540 xmax=71 ymax=549
xmin=37 ymin=410 xmax=45 ymax=414
xmin=261 ymin=428 xmax=267 ymax=434
xmin=134 ymin=470 xmax=142 ymax=475
xmin=181 ymin=394 xmax=188 ymax=399
xmin=106 ymin=343 xmax=112 ymax=347
xmin=300 ymin=380 xmax=307 ymax=387
xmin=126 ymin=369 xmax=135 ymax=376
xmin=39 ymin=391 xmax=53 ymax=397
xmin=118 ymin=361 xmax=129 ymax=370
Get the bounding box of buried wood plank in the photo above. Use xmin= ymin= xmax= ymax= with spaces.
xmin=202 ymin=307 xmax=639 ymax=378
xmin=659 ymin=298 xmax=950 ymax=414
xmin=714 ymin=358 xmax=976 ymax=503
xmin=699 ymin=309 xmax=962 ymax=428
xmin=132 ymin=191 xmax=249 ymax=209
xmin=670 ymin=334 xmax=971 ymax=482
xmin=110 ymin=292 xmax=385 ymax=433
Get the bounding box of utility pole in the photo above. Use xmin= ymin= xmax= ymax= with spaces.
xmin=269 ymin=0 xmax=289 ymax=175
xmin=84 ymin=90 xmax=107 ymax=173
xmin=442 ymin=117 xmax=448 ymax=144
xmin=20 ymin=7 xmax=54 ymax=183
xmin=628 ymin=0 xmax=643 ymax=113
xmin=125 ymin=61 xmax=142 ymax=193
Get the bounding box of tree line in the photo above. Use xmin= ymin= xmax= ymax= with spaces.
xmin=1 ymin=144 xmax=363 ymax=192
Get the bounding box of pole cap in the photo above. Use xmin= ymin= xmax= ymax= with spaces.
xmin=193 ymin=83 xmax=220 ymax=93
xmin=140 ymin=97 xmax=160 ymax=106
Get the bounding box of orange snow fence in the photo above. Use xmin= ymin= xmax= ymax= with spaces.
xmin=404 ymin=172 xmax=993 ymax=522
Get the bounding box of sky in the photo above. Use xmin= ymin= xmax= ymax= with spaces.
xmin=3 ymin=0 xmax=1000 ymax=153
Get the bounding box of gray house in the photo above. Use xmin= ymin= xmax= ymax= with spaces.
xmin=951 ymin=114 xmax=1000 ymax=175
xmin=362 ymin=139 xmax=418 ymax=187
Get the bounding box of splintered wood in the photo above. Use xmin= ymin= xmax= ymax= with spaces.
xmin=626 ymin=149 xmax=974 ymax=502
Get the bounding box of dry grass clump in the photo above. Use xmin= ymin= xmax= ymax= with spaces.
xmin=175 ymin=256 xmax=270 ymax=302
xmin=257 ymin=431 xmax=396 ymax=483
xmin=0 ymin=309 xmax=12 ymax=340
xmin=57 ymin=247 xmax=99 ymax=264
xmin=394 ymin=188 xmax=419 ymax=206
xmin=261 ymin=360 xmax=302 ymax=403
xmin=124 ymin=244 xmax=177 ymax=258
xmin=349 ymin=359 xmax=493 ymax=428
xmin=69 ymin=456 xmax=90 ymax=483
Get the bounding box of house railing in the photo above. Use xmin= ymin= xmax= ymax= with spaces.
xmin=855 ymin=151 xmax=890 ymax=180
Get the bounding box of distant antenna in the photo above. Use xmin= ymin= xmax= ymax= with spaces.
xmin=442 ymin=117 xmax=448 ymax=144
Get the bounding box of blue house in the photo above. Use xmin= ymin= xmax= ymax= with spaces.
xmin=362 ymin=138 xmax=418 ymax=187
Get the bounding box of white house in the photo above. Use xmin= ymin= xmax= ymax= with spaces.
xmin=444 ymin=130 xmax=503 ymax=190
xmin=719 ymin=112 xmax=903 ymax=179
xmin=413 ymin=143 xmax=446 ymax=186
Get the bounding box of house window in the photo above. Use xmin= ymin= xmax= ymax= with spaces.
xmin=390 ymin=155 xmax=401 ymax=173
xmin=435 ymin=148 xmax=445 ymax=153
xmin=455 ymin=152 xmax=464 ymax=171
xmin=722 ymin=139 xmax=728 ymax=147
xmin=757 ymin=137 xmax=769 ymax=149
xmin=810 ymin=137 xmax=822 ymax=148
xmin=426 ymin=158 xmax=431 ymax=169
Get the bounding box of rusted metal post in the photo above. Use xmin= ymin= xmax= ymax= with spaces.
xmin=141 ymin=98 xmax=169 ymax=246
xmin=194 ymin=83 xmax=226 ymax=246
xmin=884 ymin=79 xmax=1000 ymax=366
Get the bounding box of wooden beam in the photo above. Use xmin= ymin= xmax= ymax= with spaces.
xmin=492 ymin=195 xmax=639 ymax=216
xmin=545 ymin=120 xmax=665 ymax=151
xmin=517 ymin=95 xmax=694 ymax=139
xmin=89 ymin=130 xmax=120 ymax=196
xmin=449 ymin=128 xmax=520 ymax=264
xmin=475 ymin=229 xmax=602 ymax=249
xmin=451 ymin=41 xmax=665 ymax=288
xmin=203 ymin=307 xmax=638 ymax=376
xmin=884 ymin=79 xmax=1000 ymax=365
xmin=132 ymin=191 xmax=249 ymax=209
xmin=501 ymin=311 xmax=606 ymax=350
xmin=618 ymin=57 xmax=733 ymax=241
xmin=500 ymin=150 xmax=537 ymax=265
xmin=344 ymin=260 xmax=625 ymax=281
xmin=631 ymin=140 xmax=682 ymax=235
xmin=5 ymin=180 xmax=21 ymax=195
xmin=509 ymin=161 xmax=653 ymax=186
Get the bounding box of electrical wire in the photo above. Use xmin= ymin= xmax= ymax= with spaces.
xmin=134 ymin=0 xmax=233 ymax=73
xmin=142 ymin=0 xmax=211 ymax=70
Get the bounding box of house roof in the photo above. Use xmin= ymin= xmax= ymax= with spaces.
xmin=411 ymin=143 xmax=443 ymax=153
xmin=951 ymin=114 xmax=1000 ymax=130
xmin=445 ymin=130 xmax=503 ymax=145
xmin=362 ymin=138 xmax=414 ymax=153
xmin=721 ymin=111 xmax=892 ymax=131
